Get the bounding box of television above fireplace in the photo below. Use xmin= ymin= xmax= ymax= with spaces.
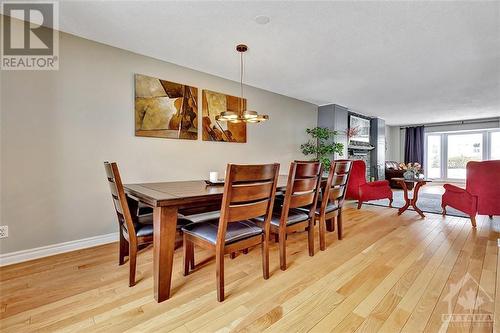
xmin=349 ymin=114 xmax=371 ymax=143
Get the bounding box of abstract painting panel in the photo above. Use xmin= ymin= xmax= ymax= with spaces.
xmin=202 ymin=90 xmax=247 ymax=143
xmin=135 ymin=74 xmax=198 ymax=140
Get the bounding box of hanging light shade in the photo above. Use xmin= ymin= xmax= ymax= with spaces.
xmin=216 ymin=44 xmax=269 ymax=123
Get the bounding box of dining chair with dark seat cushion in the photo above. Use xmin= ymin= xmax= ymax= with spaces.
xmin=104 ymin=162 xmax=190 ymax=287
xmin=260 ymin=160 xmax=322 ymax=271
xmin=316 ymin=160 xmax=352 ymax=248
xmin=182 ymin=163 xmax=280 ymax=302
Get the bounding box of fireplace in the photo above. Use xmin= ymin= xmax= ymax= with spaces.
xmin=348 ymin=140 xmax=374 ymax=181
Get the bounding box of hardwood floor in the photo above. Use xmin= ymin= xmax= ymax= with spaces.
xmin=1 ymin=203 xmax=498 ymax=332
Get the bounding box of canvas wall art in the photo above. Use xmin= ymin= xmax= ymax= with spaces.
xmin=135 ymin=74 xmax=198 ymax=140
xmin=202 ymin=90 xmax=247 ymax=143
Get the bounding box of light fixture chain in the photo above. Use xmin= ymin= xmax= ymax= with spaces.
xmin=240 ymin=50 xmax=244 ymax=113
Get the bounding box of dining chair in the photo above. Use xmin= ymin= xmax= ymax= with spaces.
xmin=104 ymin=162 xmax=189 ymax=287
xmin=182 ymin=163 xmax=280 ymax=302
xmin=315 ymin=160 xmax=352 ymax=249
xmin=256 ymin=160 xmax=322 ymax=271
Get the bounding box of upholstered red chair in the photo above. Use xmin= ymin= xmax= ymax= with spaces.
xmin=442 ymin=160 xmax=500 ymax=228
xmin=345 ymin=160 xmax=393 ymax=209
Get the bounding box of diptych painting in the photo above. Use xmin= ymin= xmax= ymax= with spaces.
xmin=135 ymin=74 xmax=198 ymax=140
xmin=202 ymin=90 xmax=247 ymax=143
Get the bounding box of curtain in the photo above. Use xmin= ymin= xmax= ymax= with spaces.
xmin=404 ymin=126 xmax=425 ymax=167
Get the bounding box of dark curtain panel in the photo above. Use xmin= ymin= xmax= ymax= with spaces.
xmin=404 ymin=126 xmax=425 ymax=166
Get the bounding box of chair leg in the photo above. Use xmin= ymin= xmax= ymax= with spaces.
xmin=441 ymin=205 xmax=447 ymax=216
xmin=279 ymin=230 xmax=287 ymax=271
xmin=119 ymin=230 xmax=128 ymax=266
xmin=308 ymin=220 xmax=315 ymax=257
xmin=357 ymin=201 xmax=363 ymax=209
xmin=388 ymin=198 xmax=393 ymax=208
xmin=274 ymin=233 xmax=279 ymax=243
xmin=319 ymin=216 xmax=326 ymax=251
xmin=326 ymin=217 xmax=335 ymax=232
xmin=262 ymin=235 xmax=269 ymax=280
xmin=230 ymin=252 xmax=237 ymax=259
xmin=128 ymin=244 xmax=137 ymax=287
xmin=489 ymin=215 xmax=493 ymax=219
xmin=470 ymin=215 xmax=477 ymax=228
xmin=183 ymin=234 xmax=191 ymax=276
xmin=337 ymin=209 xmax=343 ymax=240
xmin=216 ymin=251 xmax=225 ymax=302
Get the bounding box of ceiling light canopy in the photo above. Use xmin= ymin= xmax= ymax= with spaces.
xmin=254 ymin=15 xmax=271 ymax=25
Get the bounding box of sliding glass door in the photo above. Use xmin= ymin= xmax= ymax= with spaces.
xmin=425 ymin=129 xmax=498 ymax=181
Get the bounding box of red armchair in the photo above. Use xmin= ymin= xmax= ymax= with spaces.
xmin=442 ymin=160 xmax=500 ymax=227
xmin=345 ymin=160 xmax=393 ymax=209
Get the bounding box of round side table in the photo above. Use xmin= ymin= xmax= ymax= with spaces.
xmin=392 ymin=178 xmax=432 ymax=218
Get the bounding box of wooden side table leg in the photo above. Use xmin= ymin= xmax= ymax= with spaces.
xmin=398 ymin=180 xmax=410 ymax=215
xmin=411 ymin=182 xmax=426 ymax=218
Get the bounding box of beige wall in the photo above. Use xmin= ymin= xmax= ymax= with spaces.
xmin=0 ymin=32 xmax=317 ymax=253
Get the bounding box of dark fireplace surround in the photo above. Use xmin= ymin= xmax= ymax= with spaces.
xmin=317 ymin=105 xmax=386 ymax=181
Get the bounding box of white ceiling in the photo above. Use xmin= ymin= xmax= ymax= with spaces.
xmin=44 ymin=1 xmax=500 ymax=124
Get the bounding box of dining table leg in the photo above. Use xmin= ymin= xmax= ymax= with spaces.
xmin=153 ymin=206 xmax=178 ymax=302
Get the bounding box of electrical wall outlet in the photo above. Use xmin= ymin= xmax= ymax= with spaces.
xmin=0 ymin=226 xmax=8 ymax=239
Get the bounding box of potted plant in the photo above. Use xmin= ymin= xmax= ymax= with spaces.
xmin=301 ymin=127 xmax=344 ymax=170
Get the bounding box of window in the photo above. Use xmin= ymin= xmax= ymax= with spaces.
xmin=491 ymin=131 xmax=500 ymax=159
xmin=426 ymin=135 xmax=441 ymax=178
xmin=447 ymin=133 xmax=483 ymax=179
xmin=424 ymin=129 xmax=498 ymax=180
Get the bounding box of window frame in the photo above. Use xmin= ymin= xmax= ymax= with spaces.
xmin=424 ymin=128 xmax=499 ymax=182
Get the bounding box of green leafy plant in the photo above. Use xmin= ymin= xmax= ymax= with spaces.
xmin=300 ymin=127 xmax=344 ymax=170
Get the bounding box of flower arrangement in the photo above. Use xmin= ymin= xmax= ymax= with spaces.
xmin=399 ymin=162 xmax=422 ymax=179
xmin=345 ymin=126 xmax=360 ymax=141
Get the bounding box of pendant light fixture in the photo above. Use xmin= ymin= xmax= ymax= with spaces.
xmin=215 ymin=44 xmax=269 ymax=123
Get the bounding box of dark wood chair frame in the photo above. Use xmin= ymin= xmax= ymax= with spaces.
xmin=104 ymin=162 xmax=153 ymax=287
xmin=316 ymin=160 xmax=352 ymax=250
xmin=183 ymin=163 xmax=280 ymax=302
xmin=273 ymin=161 xmax=323 ymax=271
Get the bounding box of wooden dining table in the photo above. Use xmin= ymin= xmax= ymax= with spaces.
xmin=124 ymin=175 xmax=290 ymax=302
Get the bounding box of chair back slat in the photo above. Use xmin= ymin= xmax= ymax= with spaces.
xmin=295 ymin=162 xmax=322 ymax=178
xmin=324 ymin=160 xmax=352 ymax=209
xmin=112 ymin=196 xmax=125 ymax=215
xmin=231 ymin=164 xmax=277 ymax=182
xmin=292 ymin=177 xmax=318 ymax=193
xmin=289 ymin=191 xmax=316 ymax=208
xmin=227 ymin=199 xmax=270 ymax=222
xmin=333 ymin=161 xmax=351 ymax=174
xmin=328 ymin=187 xmax=344 ymax=202
xmin=108 ymin=181 xmax=120 ymax=197
xmin=104 ymin=162 xmax=137 ymax=244
xmin=230 ymin=181 xmax=274 ymax=203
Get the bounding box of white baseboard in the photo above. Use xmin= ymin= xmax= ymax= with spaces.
xmin=0 ymin=232 xmax=119 ymax=267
